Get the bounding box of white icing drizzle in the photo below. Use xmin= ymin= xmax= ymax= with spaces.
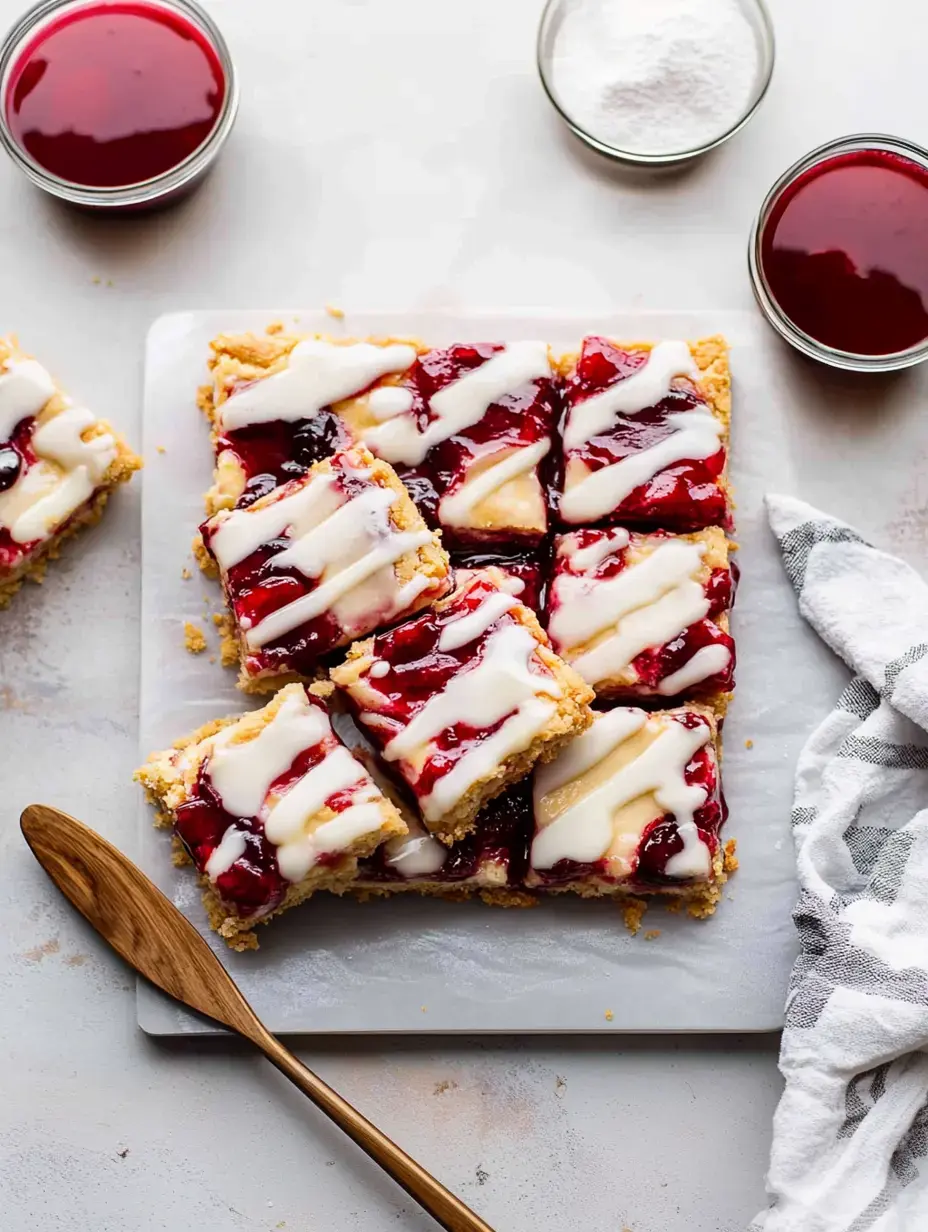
xmin=456 ymin=567 xmax=525 ymax=597
xmin=363 ymin=341 xmax=551 ymax=466
xmin=531 ymin=710 xmax=713 ymax=879
xmin=367 ymin=385 xmax=415 ymax=420
xmin=204 ymin=825 xmax=248 ymax=880
xmin=0 ymin=404 xmax=117 ymax=546
xmin=655 ymin=644 xmax=731 ymax=697
xmin=369 ymin=660 xmax=390 ymax=678
xmin=219 ymin=340 xmax=417 ymax=431
xmin=560 ymin=408 xmax=723 ymax=524
xmin=384 ymin=825 xmax=448 ymax=877
xmin=208 ymin=692 xmax=330 ymax=818
xmin=569 ymin=528 xmax=630 ymax=573
xmin=204 ymin=690 xmax=387 ymax=885
xmin=439 ymin=438 xmax=550 ymax=528
xmin=550 ymin=538 xmax=711 ymax=687
xmin=0 ymin=358 xmax=56 ymax=441
xmin=209 ymin=468 xmax=435 ymax=649
xmin=438 ymin=591 xmax=518 ymax=652
xmin=379 ymin=621 xmax=561 ymax=822
xmin=562 ymin=340 xmax=697 ymax=451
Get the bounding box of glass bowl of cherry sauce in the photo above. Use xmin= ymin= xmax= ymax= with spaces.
xmin=749 ymin=134 xmax=928 ymax=372
xmin=0 ymin=0 xmax=238 ymax=210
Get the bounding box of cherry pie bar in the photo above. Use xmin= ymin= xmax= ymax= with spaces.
xmin=136 ymin=683 xmax=406 ymax=949
xmin=0 ymin=336 xmax=140 ymax=607
xmin=546 ymin=527 xmax=735 ymax=705
xmin=199 ymin=329 xmax=419 ymax=512
xmin=339 ymin=340 xmax=559 ymax=548
xmin=199 ymin=445 xmax=451 ymax=692
xmin=354 ymin=781 xmax=533 ymax=901
xmin=557 ymin=336 xmax=731 ymax=531
xmin=526 ymin=704 xmax=725 ymax=899
xmin=330 ymin=569 xmax=594 ymax=843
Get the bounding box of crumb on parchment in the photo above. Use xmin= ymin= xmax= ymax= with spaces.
xmin=604 ymin=1009 xmax=614 ymax=1022
xmin=156 ymin=445 xmax=166 ymax=454
xmin=622 ymin=898 xmax=647 ymax=935
xmin=644 ymin=929 xmax=661 ymax=941
xmin=745 ymin=738 xmax=754 ymax=749
xmin=212 ymin=612 xmax=224 ymax=627
xmin=723 ymin=838 xmax=739 ymax=874
xmin=325 ymin=303 xmax=345 ymax=319
xmin=184 ymin=622 xmax=207 ymax=654
xmin=181 ymin=567 xmax=191 ymax=580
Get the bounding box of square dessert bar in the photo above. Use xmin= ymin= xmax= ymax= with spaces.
xmin=557 ymin=336 xmax=731 ymax=531
xmin=0 ymin=336 xmax=140 ymax=607
xmin=340 ymin=341 xmax=560 ymax=548
xmin=136 ymin=682 xmax=406 ymax=949
xmin=547 ymin=527 xmax=735 ymax=705
xmin=330 ymin=568 xmax=594 ymax=843
xmin=198 ymin=328 xmax=420 ymax=512
xmin=526 ymin=704 xmax=725 ymax=898
xmin=199 ymin=445 xmax=451 ymax=692
xmin=354 ymin=780 xmax=534 ymax=901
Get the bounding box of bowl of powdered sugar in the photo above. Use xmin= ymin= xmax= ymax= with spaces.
xmin=537 ymin=0 xmax=775 ymax=165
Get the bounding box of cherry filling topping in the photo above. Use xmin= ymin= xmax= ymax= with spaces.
xmin=217 ymin=400 xmax=353 ymax=509
xmin=0 ymin=418 xmax=47 ymax=567
xmin=202 ymin=462 xmax=391 ymax=676
xmin=536 ymin=714 xmax=724 ymax=888
xmin=345 ymin=577 xmax=549 ymax=802
xmin=379 ymin=344 xmax=560 ymax=543
xmin=173 ymin=696 xmax=356 ymax=916
xmin=562 ymin=337 xmax=727 ymax=530
xmin=452 ymin=550 xmax=547 ymax=615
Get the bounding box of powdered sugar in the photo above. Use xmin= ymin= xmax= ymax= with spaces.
xmin=549 ymin=0 xmax=761 ymax=157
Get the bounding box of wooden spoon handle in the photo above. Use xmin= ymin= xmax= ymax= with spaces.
xmin=254 ymin=1030 xmax=495 ymax=1232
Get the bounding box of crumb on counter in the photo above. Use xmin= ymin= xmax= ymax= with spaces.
xmin=421 ymin=1005 xmax=428 ymax=1013
xmin=325 ymin=303 xmax=345 ymax=319
xmin=266 ymin=321 xmax=284 ymax=335
xmin=723 ymin=837 xmax=739 ymax=873
xmin=622 ymin=898 xmax=647 ymax=935
xmin=745 ymin=738 xmax=754 ymax=749
xmin=156 ymin=445 xmax=166 ymax=455
xmin=212 ymin=612 xmax=224 ymax=627
xmin=181 ymin=567 xmax=192 ymax=580
xmin=644 ymin=929 xmax=661 ymax=941
xmin=91 ymin=276 xmax=101 ymax=285
xmin=604 ymin=1009 xmax=614 ymax=1022
xmin=184 ymin=621 xmax=207 ymax=654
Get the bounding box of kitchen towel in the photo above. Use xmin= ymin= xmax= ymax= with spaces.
xmin=751 ymin=495 xmax=928 ymax=1232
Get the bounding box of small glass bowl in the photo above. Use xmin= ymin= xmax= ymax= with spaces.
xmin=748 ymin=134 xmax=928 ymax=373
xmin=0 ymin=0 xmax=239 ymax=211
xmin=536 ymin=0 xmax=776 ymax=166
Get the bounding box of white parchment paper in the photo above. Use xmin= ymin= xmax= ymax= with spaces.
xmin=137 ymin=309 xmax=829 ymax=1035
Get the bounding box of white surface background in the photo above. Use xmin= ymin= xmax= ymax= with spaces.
xmin=2 ymin=0 xmax=928 ymax=1227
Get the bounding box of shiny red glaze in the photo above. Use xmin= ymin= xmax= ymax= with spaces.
xmin=172 ymin=689 xmax=351 ymax=917
xmin=547 ymin=530 xmax=735 ymax=701
xmin=760 ymin=149 xmax=928 ymax=355
xmin=560 ymin=337 xmax=728 ymax=530
xmin=5 ymin=1 xmax=225 ymax=189
xmin=534 ymin=713 xmax=725 ymax=889
xmin=359 ymin=780 xmax=533 ymax=886
xmin=384 ymin=344 xmax=559 ymax=546
xmin=452 ymin=550 xmax=547 ymax=616
xmin=218 ymin=406 xmax=352 ymax=509
xmin=340 ymin=575 xmax=551 ymax=804
xmin=201 ymin=455 xmax=406 ymax=678
xmin=0 ymin=417 xmax=42 ymax=569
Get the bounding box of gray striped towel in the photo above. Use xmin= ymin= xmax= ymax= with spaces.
xmin=751 ymin=495 xmax=928 ymax=1232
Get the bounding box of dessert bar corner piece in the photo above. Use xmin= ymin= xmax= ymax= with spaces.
xmin=135 ymin=682 xmax=406 ymax=949
xmin=339 ymin=340 xmax=560 ymax=547
xmin=199 ymin=327 xmax=422 ymax=512
xmin=547 ymin=526 xmax=735 ymax=704
xmin=330 ymin=569 xmax=595 ymax=844
xmin=200 ymin=445 xmax=452 ymax=692
xmin=557 ymin=335 xmax=730 ymax=531
xmin=526 ymin=704 xmax=725 ymax=898
xmin=0 ymin=336 xmax=141 ymax=608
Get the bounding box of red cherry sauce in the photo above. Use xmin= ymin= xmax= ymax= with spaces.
xmin=342 ymin=575 xmax=553 ymax=806
xmin=548 ymin=529 xmax=735 ymax=700
xmin=359 ymin=780 xmax=533 ymax=886
xmin=0 ymin=417 xmax=41 ymax=569
xmin=561 ymin=337 xmax=728 ymax=531
xmin=5 ymin=1 xmax=225 ymax=189
xmin=536 ymin=711 xmax=726 ymax=890
xmin=383 ymin=344 xmax=560 ymax=547
xmin=202 ymin=451 xmax=420 ymax=678
xmin=219 ymin=407 xmax=353 ymax=510
xmin=452 ymin=550 xmax=547 ymax=616
xmin=760 ymin=149 xmax=928 ymax=355
xmin=172 ymin=689 xmax=349 ymax=918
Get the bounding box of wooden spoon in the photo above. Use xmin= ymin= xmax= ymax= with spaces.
xmin=20 ymin=803 xmax=495 ymax=1232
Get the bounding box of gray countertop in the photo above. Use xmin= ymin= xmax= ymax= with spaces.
xmin=2 ymin=0 xmax=926 ymax=1227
